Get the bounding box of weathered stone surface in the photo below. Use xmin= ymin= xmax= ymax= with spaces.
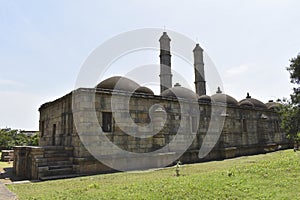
xmin=13 ymin=32 xmax=291 ymax=180
xmin=1 ymin=150 xmax=14 ymax=161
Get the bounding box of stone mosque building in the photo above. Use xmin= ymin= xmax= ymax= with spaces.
xmin=13 ymin=32 xmax=290 ymax=180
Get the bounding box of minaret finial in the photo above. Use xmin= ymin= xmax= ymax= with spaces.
xmin=216 ymin=87 xmax=222 ymax=94
xmin=246 ymin=92 xmax=251 ymax=98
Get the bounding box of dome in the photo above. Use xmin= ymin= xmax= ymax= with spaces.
xmin=265 ymin=100 xmax=280 ymax=110
xmin=210 ymin=87 xmax=238 ymax=106
xmin=96 ymin=76 xmax=153 ymax=94
xmin=161 ymin=86 xmax=198 ymax=100
xmin=198 ymin=95 xmax=211 ymax=102
xmin=135 ymin=86 xmax=154 ymax=95
xmin=239 ymin=98 xmax=267 ymax=109
xmin=211 ymin=93 xmax=238 ymax=106
xmin=96 ymin=76 xmax=139 ymax=92
xmin=239 ymin=100 xmax=254 ymax=108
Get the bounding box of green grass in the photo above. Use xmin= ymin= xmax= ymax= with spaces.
xmin=0 ymin=161 xmax=12 ymax=169
xmin=7 ymin=150 xmax=300 ymax=200
xmin=0 ymin=152 xmax=13 ymax=169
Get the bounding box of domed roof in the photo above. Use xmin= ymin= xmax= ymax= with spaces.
xmin=161 ymin=86 xmax=198 ymax=100
xmin=265 ymin=100 xmax=280 ymax=110
xmin=135 ymin=86 xmax=154 ymax=95
xmin=239 ymin=98 xmax=267 ymax=109
xmin=96 ymin=76 xmax=153 ymax=94
xmin=239 ymin=93 xmax=267 ymax=109
xmin=239 ymin=100 xmax=254 ymax=108
xmin=211 ymin=93 xmax=238 ymax=106
xmin=210 ymin=87 xmax=238 ymax=106
xmin=96 ymin=76 xmax=139 ymax=91
xmin=198 ymin=95 xmax=211 ymax=102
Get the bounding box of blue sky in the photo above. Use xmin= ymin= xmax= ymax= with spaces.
xmin=0 ymin=0 xmax=299 ymax=130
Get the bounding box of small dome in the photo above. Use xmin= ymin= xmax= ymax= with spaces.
xmin=239 ymin=100 xmax=254 ymax=108
xmin=265 ymin=101 xmax=280 ymax=110
xmin=161 ymin=86 xmax=198 ymax=100
xmin=239 ymin=98 xmax=267 ymax=109
xmin=135 ymin=86 xmax=154 ymax=95
xmin=211 ymin=93 xmax=238 ymax=106
xmin=96 ymin=76 xmax=140 ymax=92
xmin=198 ymin=95 xmax=211 ymax=102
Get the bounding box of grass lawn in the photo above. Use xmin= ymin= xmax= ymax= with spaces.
xmin=7 ymin=150 xmax=300 ymax=200
xmin=0 ymin=152 xmax=13 ymax=170
xmin=0 ymin=160 xmax=12 ymax=170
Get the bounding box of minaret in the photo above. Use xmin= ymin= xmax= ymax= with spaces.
xmin=159 ymin=32 xmax=172 ymax=93
xmin=193 ymin=43 xmax=206 ymax=96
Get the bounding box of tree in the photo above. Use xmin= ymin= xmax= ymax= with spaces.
xmin=287 ymin=54 xmax=300 ymax=104
xmin=278 ymin=99 xmax=300 ymax=144
xmin=0 ymin=128 xmax=39 ymax=150
xmin=280 ymin=54 xmax=300 ymax=145
xmin=28 ymin=134 xmax=39 ymax=146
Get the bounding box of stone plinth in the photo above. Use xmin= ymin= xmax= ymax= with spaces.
xmin=13 ymin=146 xmax=44 ymax=179
xmin=1 ymin=150 xmax=14 ymax=161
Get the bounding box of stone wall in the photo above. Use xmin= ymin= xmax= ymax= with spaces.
xmin=34 ymin=88 xmax=290 ymax=176
xmin=1 ymin=150 xmax=14 ymax=162
xmin=39 ymin=92 xmax=73 ymax=147
xmin=13 ymin=146 xmax=44 ymax=179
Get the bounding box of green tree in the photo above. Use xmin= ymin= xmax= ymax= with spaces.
xmin=287 ymin=54 xmax=300 ymax=104
xmin=278 ymin=99 xmax=300 ymax=144
xmin=0 ymin=128 xmax=39 ymax=150
xmin=280 ymin=54 xmax=300 ymax=145
xmin=28 ymin=134 xmax=39 ymax=146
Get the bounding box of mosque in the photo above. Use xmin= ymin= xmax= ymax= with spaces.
xmin=13 ymin=32 xmax=290 ymax=180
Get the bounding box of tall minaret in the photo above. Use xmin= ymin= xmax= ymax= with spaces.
xmin=193 ymin=43 xmax=206 ymax=96
xmin=159 ymin=32 xmax=172 ymax=93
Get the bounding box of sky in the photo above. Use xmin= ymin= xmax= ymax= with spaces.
xmin=0 ymin=0 xmax=299 ymax=130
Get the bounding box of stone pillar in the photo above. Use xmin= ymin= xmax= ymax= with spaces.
xmin=159 ymin=32 xmax=172 ymax=93
xmin=13 ymin=146 xmax=27 ymax=178
xmin=193 ymin=43 xmax=206 ymax=96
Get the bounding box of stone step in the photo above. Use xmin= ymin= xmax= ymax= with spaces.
xmin=48 ymin=165 xmax=73 ymax=170
xmin=36 ymin=146 xmax=76 ymax=180
xmin=46 ymin=156 xmax=71 ymax=162
xmin=47 ymin=160 xmax=73 ymax=166
xmin=38 ymin=165 xmax=73 ymax=171
xmin=40 ymin=174 xmax=81 ymax=181
xmin=41 ymin=167 xmax=74 ymax=177
xmin=44 ymin=153 xmax=68 ymax=158
xmin=43 ymin=146 xmax=66 ymax=150
xmin=44 ymin=150 xmax=71 ymax=155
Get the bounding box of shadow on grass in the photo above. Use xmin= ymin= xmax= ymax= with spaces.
xmin=0 ymin=167 xmax=25 ymax=183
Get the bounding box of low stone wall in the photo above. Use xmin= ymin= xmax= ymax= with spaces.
xmin=73 ymin=157 xmax=113 ymax=174
xmin=1 ymin=150 xmax=14 ymax=162
xmin=13 ymin=146 xmax=44 ymax=180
